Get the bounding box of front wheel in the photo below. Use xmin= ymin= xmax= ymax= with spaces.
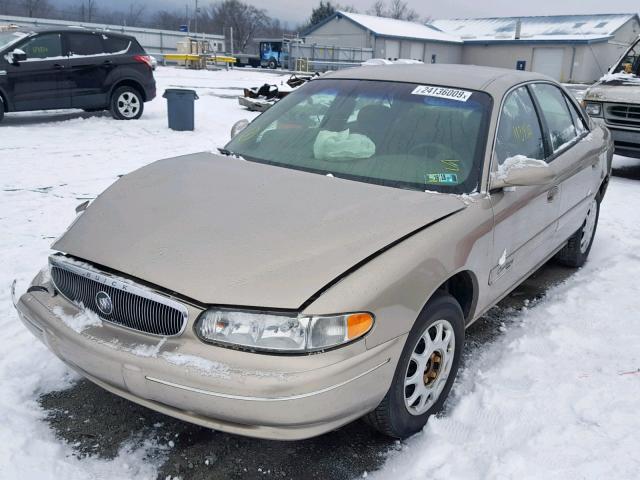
xmin=0 ymin=97 xmax=5 ymax=123
xmin=110 ymin=86 xmax=144 ymax=120
xmin=364 ymin=292 xmax=464 ymax=438
xmin=555 ymin=198 xmax=600 ymax=268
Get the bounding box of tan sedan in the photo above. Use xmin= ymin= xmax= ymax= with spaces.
xmin=14 ymin=65 xmax=613 ymax=440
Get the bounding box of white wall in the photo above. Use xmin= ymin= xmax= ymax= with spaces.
xmin=376 ymin=37 xmax=462 ymax=63
xmin=304 ymin=16 xmax=372 ymax=49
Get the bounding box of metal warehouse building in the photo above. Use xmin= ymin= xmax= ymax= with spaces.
xmin=302 ymin=11 xmax=463 ymax=64
xmin=431 ymin=14 xmax=640 ymax=83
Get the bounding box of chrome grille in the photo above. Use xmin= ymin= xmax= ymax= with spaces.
xmin=605 ymin=103 xmax=640 ymax=127
xmin=49 ymin=256 xmax=188 ymax=336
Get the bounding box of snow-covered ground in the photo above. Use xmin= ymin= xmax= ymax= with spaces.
xmin=0 ymin=66 xmax=286 ymax=479
xmin=1 ymin=66 xmax=639 ymax=479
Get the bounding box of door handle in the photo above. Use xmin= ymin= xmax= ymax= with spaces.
xmin=547 ymin=185 xmax=559 ymax=202
xmin=53 ymin=63 xmax=64 ymax=69
xmin=103 ymin=60 xmax=113 ymax=66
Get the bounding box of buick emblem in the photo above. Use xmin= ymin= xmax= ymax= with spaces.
xmin=95 ymin=291 xmax=113 ymax=316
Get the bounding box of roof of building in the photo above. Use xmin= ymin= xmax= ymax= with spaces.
xmin=430 ymin=14 xmax=639 ymax=44
xmin=304 ymin=11 xmax=463 ymax=44
xmin=323 ymin=64 xmax=551 ymax=95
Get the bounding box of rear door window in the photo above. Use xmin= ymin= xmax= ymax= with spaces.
xmin=102 ymin=35 xmax=130 ymax=54
xmin=495 ymin=86 xmax=546 ymax=164
xmin=530 ymin=83 xmax=578 ymax=153
xmin=66 ymin=33 xmax=104 ymax=56
xmin=19 ymin=33 xmax=62 ymax=59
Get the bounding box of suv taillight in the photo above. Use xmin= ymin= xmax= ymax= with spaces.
xmin=133 ymin=55 xmax=153 ymax=69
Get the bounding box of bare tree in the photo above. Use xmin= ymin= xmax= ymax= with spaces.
xmin=202 ymin=0 xmax=269 ymax=53
xmin=22 ymin=0 xmax=53 ymax=18
xmin=367 ymin=0 xmax=419 ymax=21
xmin=76 ymin=0 xmax=97 ymax=22
xmin=367 ymin=0 xmax=385 ymax=16
xmin=388 ymin=0 xmax=418 ymax=21
xmin=125 ymin=1 xmax=146 ymax=27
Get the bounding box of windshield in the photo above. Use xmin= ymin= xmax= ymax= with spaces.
xmin=0 ymin=31 xmax=28 ymax=51
xmin=226 ymin=79 xmax=492 ymax=193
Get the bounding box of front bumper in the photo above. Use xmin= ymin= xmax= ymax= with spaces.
xmin=14 ymin=276 xmax=403 ymax=440
xmin=594 ymin=118 xmax=640 ymax=159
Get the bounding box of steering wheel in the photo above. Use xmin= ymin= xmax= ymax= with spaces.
xmin=408 ymin=142 xmax=459 ymax=160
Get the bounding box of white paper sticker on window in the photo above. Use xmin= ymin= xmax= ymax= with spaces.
xmin=411 ymin=85 xmax=472 ymax=102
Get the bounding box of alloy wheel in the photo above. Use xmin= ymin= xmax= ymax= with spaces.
xmin=404 ymin=319 xmax=456 ymax=416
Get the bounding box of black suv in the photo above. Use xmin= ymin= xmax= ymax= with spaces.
xmin=0 ymin=27 xmax=156 ymax=122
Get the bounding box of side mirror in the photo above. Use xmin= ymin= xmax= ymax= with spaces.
xmin=490 ymin=156 xmax=555 ymax=189
xmin=230 ymin=119 xmax=249 ymax=139
xmin=11 ymin=48 xmax=27 ymax=64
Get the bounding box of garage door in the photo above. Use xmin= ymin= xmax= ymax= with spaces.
xmin=385 ymin=40 xmax=400 ymax=60
xmin=409 ymin=42 xmax=424 ymax=61
xmin=532 ymin=48 xmax=564 ymax=81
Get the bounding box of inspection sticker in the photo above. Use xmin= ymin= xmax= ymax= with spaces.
xmin=425 ymin=173 xmax=459 ymax=185
xmin=411 ymin=85 xmax=472 ymax=102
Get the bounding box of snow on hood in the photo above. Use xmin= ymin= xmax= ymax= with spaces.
xmin=52 ymin=152 xmax=466 ymax=308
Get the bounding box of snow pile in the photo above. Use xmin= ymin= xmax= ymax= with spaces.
xmin=374 ymin=171 xmax=640 ymax=479
xmin=130 ymin=338 xmax=167 ymax=358
xmin=52 ymin=305 xmax=102 ymax=333
xmin=161 ymin=353 xmax=231 ymax=378
xmin=495 ymin=155 xmax=548 ymax=181
xmin=599 ymin=72 xmax=640 ymax=85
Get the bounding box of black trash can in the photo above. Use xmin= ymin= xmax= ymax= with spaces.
xmin=163 ymin=88 xmax=199 ymax=131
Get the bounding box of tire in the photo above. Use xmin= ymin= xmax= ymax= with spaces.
xmin=555 ymin=197 xmax=600 ymax=268
xmin=364 ymin=291 xmax=464 ymax=438
xmin=110 ymin=86 xmax=144 ymax=120
xmin=0 ymin=97 xmax=5 ymax=123
xmin=267 ymin=58 xmax=277 ymax=69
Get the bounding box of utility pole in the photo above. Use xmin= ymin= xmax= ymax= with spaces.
xmin=194 ymin=0 xmax=198 ymax=34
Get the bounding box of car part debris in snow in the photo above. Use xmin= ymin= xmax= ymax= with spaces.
xmin=238 ymin=73 xmax=319 ymax=112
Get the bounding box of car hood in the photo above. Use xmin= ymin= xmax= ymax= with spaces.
xmin=53 ymin=152 xmax=466 ymax=308
xmin=585 ymin=82 xmax=640 ymax=104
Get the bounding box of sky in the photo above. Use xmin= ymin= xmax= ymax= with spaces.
xmin=84 ymin=0 xmax=640 ymax=26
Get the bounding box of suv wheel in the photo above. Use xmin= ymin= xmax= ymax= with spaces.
xmin=110 ymin=86 xmax=144 ymax=120
xmin=555 ymin=198 xmax=600 ymax=268
xmin=364 ymin=292 xmax=464 ymax=438
xmin=0 ymin=97 xmax=5 ymax=123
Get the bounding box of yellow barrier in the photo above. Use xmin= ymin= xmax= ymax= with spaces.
xmin=164 ymin=54 xmax=237 ymax=64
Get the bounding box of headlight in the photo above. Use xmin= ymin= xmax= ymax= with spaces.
xmin=195 ymin=309 xmax=374 ymax=353
xmin=584 ymin=102 xmax=602 ymax=117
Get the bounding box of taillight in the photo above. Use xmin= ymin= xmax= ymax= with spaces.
xmin=133 ymin=55 xmax=153 ymax=69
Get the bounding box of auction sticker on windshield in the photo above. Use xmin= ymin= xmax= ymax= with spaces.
xmin=411 ymin=85 xmax=472 ymax=102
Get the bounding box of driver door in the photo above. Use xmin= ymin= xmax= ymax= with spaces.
xmin=8 ymin=33 xmax=70 ymax=111
xmin=488 ymin=85 xmax=561 ymax=300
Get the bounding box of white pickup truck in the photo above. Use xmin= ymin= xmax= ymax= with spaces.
xmin=584 ymin=36 xmax=640 ymax=159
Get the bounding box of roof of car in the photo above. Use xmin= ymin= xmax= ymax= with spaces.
xmin=322 ymin=64 xmax=552 ymax=96
xmin=14 ymin=25 xmax=132 ymax=38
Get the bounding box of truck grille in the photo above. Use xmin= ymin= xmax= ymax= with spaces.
xmin=605 ymin=103 xmax=640 ymax=127
xmin=49 ymin=256 xmax=188 ymax=336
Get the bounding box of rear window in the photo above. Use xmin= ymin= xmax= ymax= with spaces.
xmin=67 ymin=33 xmax=103 ymax=56
xmin=102 ymin=35 xmax=130 ymax=54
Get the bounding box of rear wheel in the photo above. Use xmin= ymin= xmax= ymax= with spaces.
xmin=110 ymin=86 xmax=144 ymax=120
xmin=364 ymin=292 xmax=464 ymax=438
xmin=555 ymin=198 xmax=600 ymax=268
